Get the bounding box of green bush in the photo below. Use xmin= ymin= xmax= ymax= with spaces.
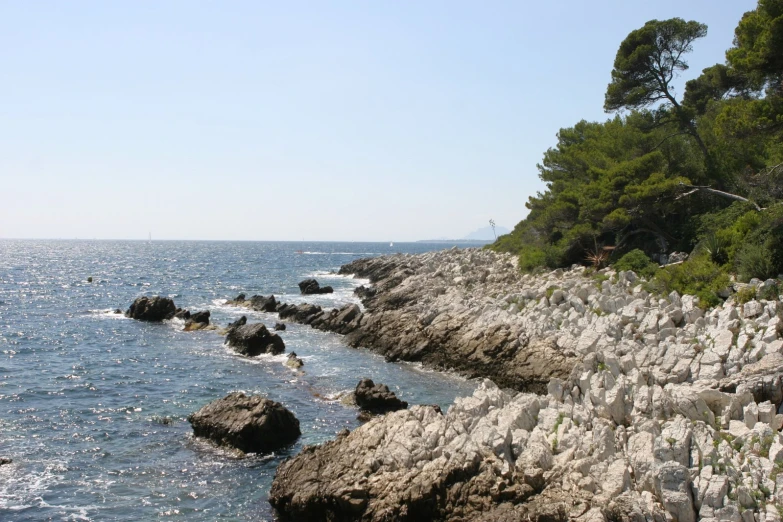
xmin=649 ymin=254 xmax=730 ymax=308
xmin=759 ymin=281 xmax=780 ymax=301
xmin=613 ymin=249 xmax=658 ymax=279
xmin=736 ymin=243 xmax=776 ymax=281
xmin=736 ymin=286 xmax=757 ymax=304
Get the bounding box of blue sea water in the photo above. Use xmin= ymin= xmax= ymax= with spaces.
xmin=0 ymin=240 xmax=477 ymax=521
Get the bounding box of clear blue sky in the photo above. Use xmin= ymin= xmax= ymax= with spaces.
xmin=0 ymin=0 xmax=758 ymax=241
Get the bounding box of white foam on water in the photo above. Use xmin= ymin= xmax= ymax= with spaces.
xmin=89 ymin=309 xmax=127 ymax=320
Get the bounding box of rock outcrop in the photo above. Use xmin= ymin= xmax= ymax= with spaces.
xmin=298 ymin=279 xmax=334 ymax=295
xmin=225 ymin=322 xmax=285 ymax=356
xmin=125 ymin=296 xmax=177 ymax=321
xmin=272 ymin=370 xmax=783 ymax=522
xmin=354 ymin=379 xmax=407 ymax=414
xmin=188 ymin=393 xmax=300 ymax=453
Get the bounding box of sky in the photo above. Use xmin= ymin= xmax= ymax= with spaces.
xmin=0 ymin=0 xmax=759 ymax=241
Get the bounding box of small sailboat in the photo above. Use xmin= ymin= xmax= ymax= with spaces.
xmin=390 ymin=242 xmax=394 ymax=247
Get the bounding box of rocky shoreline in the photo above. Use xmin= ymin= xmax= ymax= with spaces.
xmin=265 ymin=248 xmax=783 ymax=521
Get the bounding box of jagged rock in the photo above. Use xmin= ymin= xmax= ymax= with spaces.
xmin=249 ymin=295 xmax=278 ymax=312
xmin=190 ymin=310 xmax=210 ymax=324
xmin=269 ymin=402 xmax=534 ymax=521
xmin=354 ymin=379 xmax=408 ymax=414
xmin=225 ymin=322 xmax=285 ymax=356
xmin=125 ymin=296 xmax=177 ymax=321
xmin=285 ymin=352 xmax=303 ymax=369
xmin=274 ymin=322 xmax=286 ymax=331
xmin=298 ymin=279 xmax=334 ymax=295
xmin=0 ymin=457 xmax=11 ymax=466
xmin=173 ymin=308 xmax=191 ymax=320
xmin=188 ymin=393 xmax=300 ymax=453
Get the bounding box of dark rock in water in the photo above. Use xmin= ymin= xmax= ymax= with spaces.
xmin=125 ymin=296 xmax=177 ymax=322
xmin=273 ymin=322 xmax=286 ymax=331
xmin=277 ymin=303 xmax=362 ymax=336
xmin=113 ymin=309 xmax=123 ymax=314
xmin=228 ymin=316 xmax=247 ymax=329
xmin=188 ymin=393 xmax=300 ymax=453
xmin=234 ymin=293 xmax=246 ymax=302
xmin=278 ymin=303 xmax=324 ymax=324
xmin=174 ymin=308 xmax=191 ymax=320
xmin=0 ymin=457 xmax=11 ymax=466
xmin=298 ymin=279 xmax=334 ymax=295
xmin=354 ymin=379 xmax=407 ymax=414
xmin=226 ymin=322 xmax=285 ymax=356
xmin=249 ymin=294 xmax=278 ymax=312
xmin=190 ymin=310 xmax=210 ymax=324
xmin=285 ymin=352 xmax=304 ymax=369
xmin=184 ymin=311 xmax=211 ymax=331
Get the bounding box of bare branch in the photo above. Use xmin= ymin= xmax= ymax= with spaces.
xmin=677 ymin=182 xmax=764 ymax=211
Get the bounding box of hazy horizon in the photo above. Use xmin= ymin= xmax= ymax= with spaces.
xmin=1 ymin=1 xmax=756 ymax=241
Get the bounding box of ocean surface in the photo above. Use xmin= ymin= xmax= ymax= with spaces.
xmin=0 ymin=240 xmax=478 ymax=521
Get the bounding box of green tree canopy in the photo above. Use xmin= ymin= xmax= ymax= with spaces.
xmin=605 ymin=18 xmax=707 ymax=111
xmin=726 ymin=0 xmax=783 ymax=94
xmin=605 ymin=18 xmax=709 ymax=159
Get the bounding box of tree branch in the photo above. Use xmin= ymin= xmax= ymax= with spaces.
xmin=676 ymin=182 xmax=764 ymax=211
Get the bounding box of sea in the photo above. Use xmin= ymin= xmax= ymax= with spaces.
xmin=0 ymin=240 xmax=479 ymax=521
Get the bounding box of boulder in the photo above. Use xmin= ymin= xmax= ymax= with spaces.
xmin=354 ymin=379 xmax=408 ymax=414
xmin=190 ymin=310 xmax=210 ymax=324
xmin=285 ymin=352 xmax=304 ymax=369
xmin=0 ymin=457 xmax=11 ymax=466
xmin=298 ymin=279 xmax=334 ymax=295
xmin=274 ymin=322 xmax=286 ymax=331
xmin=249 ymin=294 xmax=278 ymax=312
xmin=188 ymin=393 xmax=300 ymax=453
xmin=125 ymin=296 xmax=177 ymax=321
xmin=225 ymin=322 xmax=285 ymax=356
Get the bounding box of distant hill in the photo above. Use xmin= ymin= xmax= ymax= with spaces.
xmin=463 ymin=225 xmax=510 ymax=241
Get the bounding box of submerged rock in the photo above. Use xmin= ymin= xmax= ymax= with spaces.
xmin=354 ymin=379 xmax=407 ymax=414
xmin=0 ymin=457 xmax=11 ymax=466
xmin=298 ymin=279 xmax=334 ymax=295
xmin=188 ymin=393 xmax=300 ymax=453
xmin=225 ymin=322 xmax=285 ymax=356
xmin=125 ymin=296 xmax=177 ymax=322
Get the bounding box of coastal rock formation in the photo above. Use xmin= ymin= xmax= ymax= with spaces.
xmin=354 ymin=379 xmax=407 ymax=414
xmin=125 ymin=296 xmax=177 ymax=321
xmin=225 ymin=322 xmax=285 ymax=356
xmin=298 ymin=279 xmax=334 ymax=295
xmin=274 ymin=322 xmax=286 ymax=331
xmin=331 ymin=249 xmax=783 ymax=393
xmin=188 ymin=393 xmax=300 ymax=453
xmin=271 ymin=371 xmax=783 ymax=521
xmin=0 ymin=457 xmax=11 ymax=466
xmin=277 ymin=302 xmax=362 ymax=335
xmin=269 ymin=247 xmax=783 ymax=520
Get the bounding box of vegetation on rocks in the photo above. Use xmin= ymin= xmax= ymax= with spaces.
xmin=492 ymin=0 xmax=783 ymax=289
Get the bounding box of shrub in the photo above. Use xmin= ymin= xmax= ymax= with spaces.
xmin=736 ymin=242 xmax=777 ymax=282
xmin=649 ymin=253 xmax=730 ymax=308
xmin=736 ymin=286 xmax=757 ymax=304
xmin=613 ymin=249 xmax=658 ymax=279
